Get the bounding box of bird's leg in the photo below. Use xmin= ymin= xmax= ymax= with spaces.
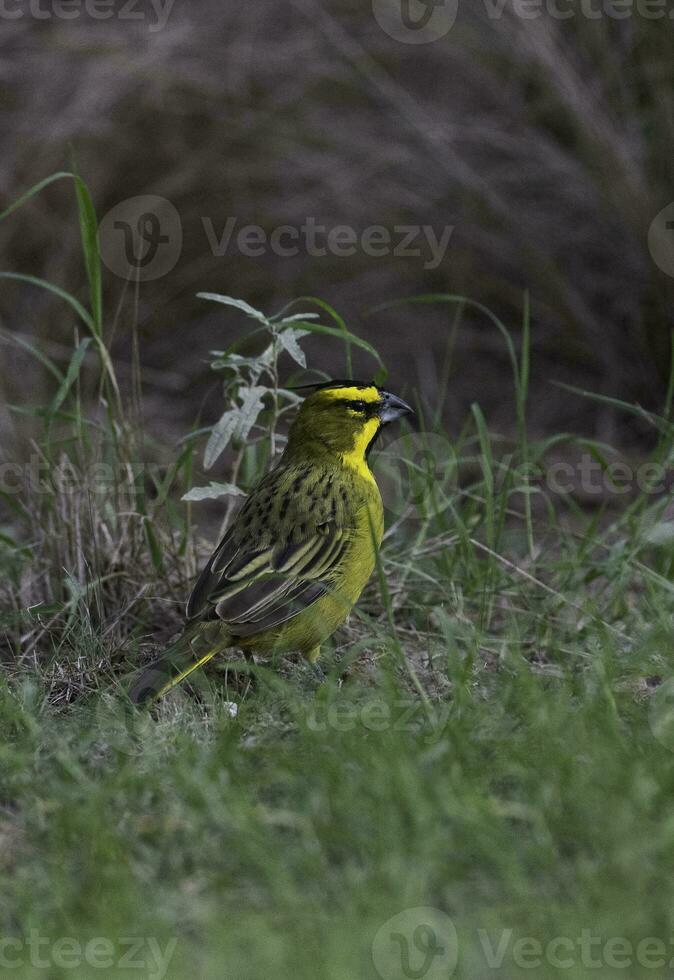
xmin=304 ymin=645 xmax=326 ymax=683
xmin=210 ymin=649 xmax=256 ymax=698
xmin=242 ymin=650 xmax=257 ymax=696
xmin=305 ymin=645 xmax=321 ymax=664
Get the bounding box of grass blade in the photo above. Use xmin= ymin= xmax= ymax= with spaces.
xmin=0 ymin=272 xmax=94 ymax=332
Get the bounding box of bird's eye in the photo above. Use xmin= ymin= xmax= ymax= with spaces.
xmin=346 ymin=400 xmax=367 ymax=412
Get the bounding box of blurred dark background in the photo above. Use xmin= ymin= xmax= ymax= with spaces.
xmin=0 ymin=0 xmax=672 ymax=455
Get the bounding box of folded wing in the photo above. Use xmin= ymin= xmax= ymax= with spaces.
xmin=186 ymin=465 xmax=350 ymax=637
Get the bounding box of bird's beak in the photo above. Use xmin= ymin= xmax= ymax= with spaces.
xmin=379 ymin=390 xmax=414 ymax=424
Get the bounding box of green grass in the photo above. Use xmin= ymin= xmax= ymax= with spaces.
xmin=3 ymin=609 xmax=674 ymax=979
xmin=3 ymin=177 xmax=674 ymax=979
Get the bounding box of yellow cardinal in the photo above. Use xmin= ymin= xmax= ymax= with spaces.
xmin=129 ymin=381 xmax=412 ymax=704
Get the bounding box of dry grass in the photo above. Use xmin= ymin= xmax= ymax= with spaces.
xmin=0 ymin=3 xmax=671 ymax=457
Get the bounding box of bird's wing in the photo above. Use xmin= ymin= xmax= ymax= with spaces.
xmin=186 ymin=464 xmax=353 ymax=636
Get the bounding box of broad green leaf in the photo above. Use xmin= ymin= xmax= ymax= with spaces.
xmin=276 ymin=329 xmax=309 ymax=368
xmin=204 ymin=409 xmax=239 ymax=470
xmin=282 ymin=320 xmax=385 ymax=373
xmin=236 ymin=385 xmax=267 ymax=442
xmin=276 ymin=313 xmax=319 ymax=325
xmin=197 ymin=292 xmax=268 ymax=323
xmin=204 ymin=385 xmax=267 ymax=469
xmin=274 ymin=295 xmax=360 ymax=377
xmin=182 ymin=482 xmax=246 ymax=502
xmin=210 ymin=347 xmax=275 ymax=373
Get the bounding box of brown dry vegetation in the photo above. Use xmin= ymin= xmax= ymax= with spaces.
xmin=0 ymin=3 xmax=672 ymax=457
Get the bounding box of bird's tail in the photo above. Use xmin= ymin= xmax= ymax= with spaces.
xmin=127 ymin=623 xmax=226 ymax=706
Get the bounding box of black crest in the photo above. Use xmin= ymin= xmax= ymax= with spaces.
xmin=287 ymin=378 xmax=377 ymax=394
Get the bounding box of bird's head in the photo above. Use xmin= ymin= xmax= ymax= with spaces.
xmin=285 ymin=380 xmax=413 ymax=466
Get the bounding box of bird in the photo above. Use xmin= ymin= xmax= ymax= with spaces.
xmin=128 ymin=381 xmax=413 ymax=705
